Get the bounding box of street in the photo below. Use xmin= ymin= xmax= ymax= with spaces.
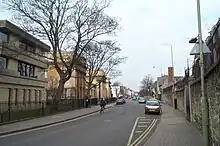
xmin=0 ymin=100 xmax=160 ymax=146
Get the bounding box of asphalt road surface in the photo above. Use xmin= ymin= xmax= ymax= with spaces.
xmin=0 ymin=100 xmax=160 ymax=146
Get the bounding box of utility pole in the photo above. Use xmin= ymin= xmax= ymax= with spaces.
xmin=170 ymin=45 xmax=176 ymax=109
xmin=160 ymin=44 xmax=175 ymax=108
xmin=196 ymin=0 xmax=209 ymax=145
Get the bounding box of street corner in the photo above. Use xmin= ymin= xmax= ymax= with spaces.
xmin=127 ymin=117 xmax=159 ymax=146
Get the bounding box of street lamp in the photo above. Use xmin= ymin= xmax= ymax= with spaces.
xmin=189 ymin=0 xmax=211 ymax=146
xmin=152 ymin=66 xmax=163 ymax=77
xmin=160 ymin=44 xmax=174 ymax=68
xmin=160 ymin=43 xmax=176 ymax=109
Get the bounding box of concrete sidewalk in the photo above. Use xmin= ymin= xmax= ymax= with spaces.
xmin=144 ymin=104 xmax=203 ymax=146
xmin=0 ymin=103 xmax=114 ymax=136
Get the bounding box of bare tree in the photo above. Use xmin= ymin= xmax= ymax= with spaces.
xmin=46 ymin=76 xmax=59 ymax=101
xmin=5 ymin=0 xmax=120 ymax=104
xmin=139 ymin=74 xmax=154 ymax=96
xmin=84 ymin=40 xmax=126 ymax=97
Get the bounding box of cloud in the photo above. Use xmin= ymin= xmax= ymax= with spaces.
xmin=106 ymin=0 xmax=220 ymax=90
xmin=0 ymin=0 xmax=219 ymax=91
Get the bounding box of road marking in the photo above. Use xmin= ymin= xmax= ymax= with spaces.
xmin=138 ymin=121 xmax=150 ymax=124
xmin=137 ymin=125 xmax=148 ymax=128
xmin=127 ymin=117 xmax=139 ymax=146
xmin=130 ymin=119 xmax=157 ymax=146
xmin=0 ymin=107 xmax=113 ymax=138
xmin=135 ymin=131 xmax=143 ymax=133
xmin=129 ymin=119 xmax=156 ymax=146
xmin=139 ymin=118 xmax=151 ymax=121
xmin=133 ymin=119 xmax=158 ymax=146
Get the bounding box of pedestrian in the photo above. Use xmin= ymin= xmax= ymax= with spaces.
xmin=100 ymin=98 xmax=106 ymax=113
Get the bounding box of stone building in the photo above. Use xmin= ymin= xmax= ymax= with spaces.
xmin=86 ymin=69 xmax=111 ymax=103
xmin=0 ymin=20 xmax=50 ymax=106
xmin=46 ymin=56 xmax=87 ymax=107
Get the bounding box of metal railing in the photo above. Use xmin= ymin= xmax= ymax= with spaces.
xmin=0 ymin=97 xmax=114 ymax=124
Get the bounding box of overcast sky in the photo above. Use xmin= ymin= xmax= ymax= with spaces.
xmin=0 ymin=0 xmax=219 ymax=91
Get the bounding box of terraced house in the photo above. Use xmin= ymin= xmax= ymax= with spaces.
xmin=0 ymin=20 xmax=50 ymax=110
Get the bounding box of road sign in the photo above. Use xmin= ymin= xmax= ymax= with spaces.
xmin=190 ymin=43 xmax=211 ymax=55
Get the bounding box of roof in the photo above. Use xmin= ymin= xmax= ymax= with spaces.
xmin=0 ymin=20 xmax=50 ymax=51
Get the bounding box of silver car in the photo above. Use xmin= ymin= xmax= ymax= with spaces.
xmin=116 ymin=97 xmax=126 ymax=105
xmin=145 ymin=100 xmax=162 ymax=115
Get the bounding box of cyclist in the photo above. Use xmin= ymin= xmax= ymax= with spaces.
xmin=100 ymin=98 xmax=106 ymax=113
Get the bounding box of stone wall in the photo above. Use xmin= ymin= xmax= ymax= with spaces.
xmin=162 ymin=61 xmax=220 ymax=145
xmin=162 ymin=86 xmax=185 ymax=112
xmin=162 ymin=85 xmax=173 ymax=106
xmin=190 ymin=60 xmax=220 ymax=145
xmin=176 ymin=89 xmax=185 ymax=112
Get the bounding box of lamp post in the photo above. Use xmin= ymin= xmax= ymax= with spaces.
xmin=160 ymin=44 xmax=176 ymax=109
xmin=160 ymin=44 xmax=174 ymax=68
xmin=152 ymin=66 xmax=163 ymax=77
xmin=188 ymin=1 xmax=211 ymax=145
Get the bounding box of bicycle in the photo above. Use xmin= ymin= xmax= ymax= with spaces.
xmin=100 ymin=106 xmax=105 ymax=114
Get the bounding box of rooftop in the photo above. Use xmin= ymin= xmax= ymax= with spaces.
xmin=0 ymin=20 xmax=50 ymax=51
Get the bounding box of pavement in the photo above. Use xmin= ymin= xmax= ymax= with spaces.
xmin=0 ymin=103 xmax=114 ymax=136
xmin=0 ymin=100 xmax=151 ymax=146
xmin=144 ymin=104 xmax=203 ymax=146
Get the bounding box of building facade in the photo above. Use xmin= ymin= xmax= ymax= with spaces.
xmin=46 ymin=57 xmax=87 ymax=104
xmin=0 ymin=20 xmax=50 ymax=108
xmin=86 ymin=69 xmax=111 ymax=102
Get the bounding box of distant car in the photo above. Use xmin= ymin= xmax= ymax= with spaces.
xmin=145 ymin=100 xmax=162 ymax=115
xmin=138 ymin=97 xmax=146 ymax=104
xmin=116 ymin=97 xmax=126 ymax=105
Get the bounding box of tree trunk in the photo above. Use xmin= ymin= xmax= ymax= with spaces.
xmin=54 ymin=79 xmax=65 ymax=110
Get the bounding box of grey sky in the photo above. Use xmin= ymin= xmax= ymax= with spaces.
xmin=0 ymin=0 xmax=219 ymax=91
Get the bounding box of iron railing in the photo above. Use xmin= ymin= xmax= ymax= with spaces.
xmin=0 ymin=97 xmax=114 ymax=124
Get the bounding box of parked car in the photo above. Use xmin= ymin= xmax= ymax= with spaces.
xmin=145 ymin=100 xmax=162 ymax=115
xmin=138 ymin=97 xmax=146 ymax=104
xmin=116 ymin=97 xmax=126 ymax=105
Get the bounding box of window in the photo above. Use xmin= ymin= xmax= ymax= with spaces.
xmin=0 ymin=32 xmax=8 ymax=42
xmin=38 ymin=49 xmax=44 ymax=56
xmin=18 ymin=61 xmax=35 ymax=77
xmin=0 ymin=56 xmax=7 ymax=71
xmin=27 ymin=46 xmax=35 ymax=53
xmin=19 ymin=41 xmax=35 ymax=53
xmin=19 ymin=41 xmax=27 ymax=51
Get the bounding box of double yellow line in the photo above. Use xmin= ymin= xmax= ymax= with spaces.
xmin=129 ymin=119 xmax=158 ymax=146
